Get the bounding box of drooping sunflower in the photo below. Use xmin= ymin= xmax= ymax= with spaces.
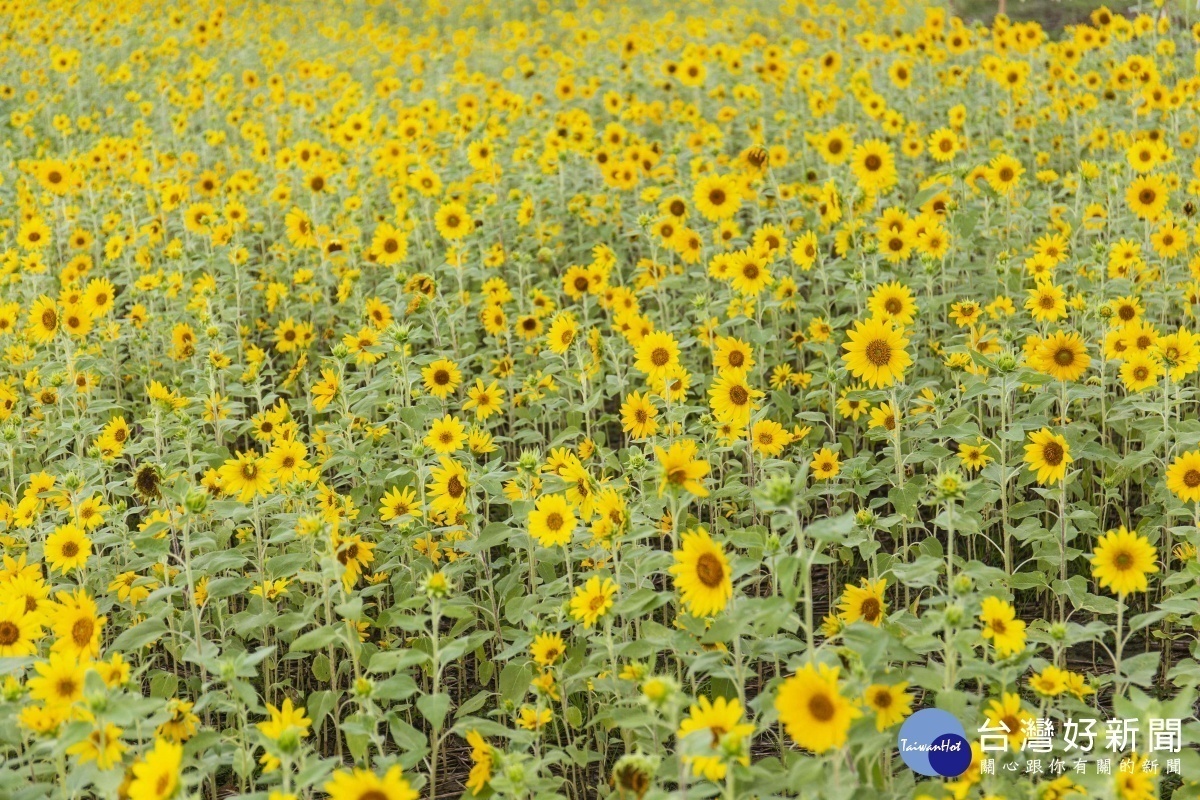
xmin=1091 ymin=526 xmax=1159 ymax=595
xmin=1023 ymin=428 xmax=1073 ymax=486
xmin=841 ymin=317 xmax=912 ymax=388
xmin=774 ymin=663 xmax=862 ymax=753
xmin=669 ymin=527 xmax=733 ymax=617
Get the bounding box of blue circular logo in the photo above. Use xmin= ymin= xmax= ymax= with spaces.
xmin=898 ymin=709 xmax=971 ymax=777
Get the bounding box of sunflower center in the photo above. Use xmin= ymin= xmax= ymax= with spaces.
xmin=865 ymin=339 xmax=892 ymax=367
xmin=884 ymin=298 xmax=902 ymax=314
xmin=0 ymin=621 xmax=18 ymax=645
xmin=860 ymin=597 xmax=881 ymax=622
xmin=864 ymin=154 xmax=882 ymax=171
xmin=709 ymin=189 xmax=726 ymax=206
xmin=1054 ymin=348 xmax=1075 ymax=366
xmin=447 ymin=475 xmax=465 ymax=498
xmin=72 ymin=618 xmax=94 ymax=645
xmin=728 ymin=351 xmax=745 ymax=367
xmin=57 ymin=678 xmax=78 ymax=698
xmin=41 ymin=309 xmax=57 ymax=329
xmin=61 ymin=541 xmax=79 ymax=558
xmin=545 ymin=512 xmax=563 ymax=531
xmin=1041 ymin=442 xmax=1064 ymax=466
xmin=808 ymin=692 xmax=835 ymax=722
xmin=1113 ymin=550 xmax=1134 ymax=570
xmin=873 ymin=690 xmax=893 ymax=708
xmin=1185 ymin=469 xmax=1200 ymax=488
xmin=1139 ymin=189 xmax=1156 ymax=205
xmin=729 ymin=386 xmax=749 ymax=405
xmin=695 ymin=552 xmax=724 ymax=588
xmin=650 ymin=347 xmax=670 ymax=367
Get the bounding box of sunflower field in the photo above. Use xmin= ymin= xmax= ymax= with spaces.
xmin=7 ymin=0 xmax=1200 ymax=797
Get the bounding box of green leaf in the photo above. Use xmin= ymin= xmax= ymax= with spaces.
xmin=417 ymin=692 xmax=451 ymax=730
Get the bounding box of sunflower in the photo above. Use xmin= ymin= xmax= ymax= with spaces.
xmin=67 ymin=720 xmax=127 ymax=770
xmin=379 ymin=486 xmax=422 ymax=524
xmin=850 ymin=138 xmax=897 ymax=192
xmin=985 ymin=153 xmax=1024 ymax=194
xmin=128 ymin=738 xmax=184 ymax=800
xmin=50 ymin=588 xmax=105 ymax=659
xmin=422 ymin=358 xmax=462 ymax=399
xmin=1126 ymin=174 xmax=1169 ymax=221
xmin=1023 ymin=428 xmax=1072 ymax=485
xmin=465 ymin=731 xmax=494 ymax=796
xmin=1120 ymin=353 xmax=1163 ymax=392
xmin=676 ymin=696 xmax=755 ymax=781
xmin=842 ymin=317 xmax=912 ymax=388
xmin=1025 ymin=282 xmax=1067 ymax=322
xmin=837 ymin=578 xmax=887 ymax=626
xmin=619 ymin=391 xmax=658 ymax=439
xmin=669 ymin=527 xmax=733 ymax=617
xmin=983 ymin=692 xmax=1033 ymax=749
xmin=528 ymin=493 xmax=576 ymax=548
xmin=654 ymin=439 xmax=710 ymax=498
xmin=774 ymin=663 xmax=861 ymax=753
xmin=27 ymin=296 xmax=59 ymax=344
xmin=863 ymin=682 xmax=912 ymax=731
xmin=1091 ymin=526 xmax=1159 ymax=595
xmin=634 ymin=331 xmax=680 ymax=383
xmin=1114 ymin=754 xmax=1158 ymax=800
xmin=957 ymin=440 xmax=993 ymax=471
xmin=979 ymin=596 xmax=1027 ymax=657
xmin=729 ymin=249 xmax=773 ymax=295
xmin=463 ymin=379 xmax=504 ymax=420
xmin=751 ymin=419 xmax=792 ymax=456
xmin=263 ymin=439 xmax=309 ymax=484
xmin=569 ymin=576 xmax=617 ymax=628
xmin=693 ymin=174 xmax=740 ymax=221
xmin=424 ymin=415 xmax=466 ymax=455
xmin=431 ymin=200 xmax=471 ymax=241
xmin=427 ymin=457 xmax=470 ymax=516
xmin=810 ymin=447 xmax=840 ymax=480
xmin=44 ymin=523 xmax=91 ymax=573
xmin=530 ymin=632 xmax=565 ymax=667
xmin=546 ymin=312 xmax=579 ymax=355
xmin=218 ymin=451 xmax=272 ymax=503
xmin=0 ymin=599 xmax=42 ymax=657
xmin=1167 ymin=449 xmax=1200 ymax=502
xmin=28 ymin=651 xmax=87 ymax=708
xmin=867 ymin=281 xmax=917 ymax=325
xmin=1035 ymin=330 xmax=1090 ymax=382
xmin=707 ymin=368 xmax=761 ymax=427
